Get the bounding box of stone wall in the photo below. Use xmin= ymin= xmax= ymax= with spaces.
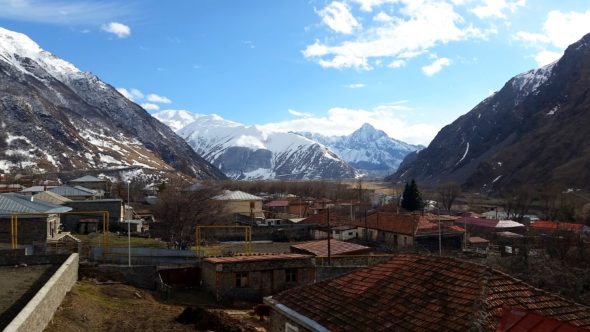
xmin=3 ymin=253 xmax=79 ymax=332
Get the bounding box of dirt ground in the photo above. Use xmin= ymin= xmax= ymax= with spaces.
xmin=45 ymin=280 xmax=267 ymax=332
xmin=0 ymin=264 xmax=53 ymax=319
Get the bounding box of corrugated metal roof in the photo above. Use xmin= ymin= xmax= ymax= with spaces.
xmin=70 ymin=175 xmax=105 ymax=182
xmin=20 ymin=185 xmax=56 ymax=193
xmin=0 ymin=193 xmax=72 ymax=215
xmin=212 ymin=190 xmax=262 ymax=201
xmin=49 ymin=185 xmax=96 ymax=197
xmin=33 ymin=191 xmax=72 ymax=205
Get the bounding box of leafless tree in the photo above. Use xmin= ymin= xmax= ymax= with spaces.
xmin=152 ymin=181 xmax=223 ymax=248
xmin=501 ymin=187 xmax=534 ymax=222
xmin=437 ymin=182 xmax=461 ymax=212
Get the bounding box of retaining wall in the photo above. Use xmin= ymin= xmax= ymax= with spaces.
xmin=3 ymin=253 xmax=79 ymax=332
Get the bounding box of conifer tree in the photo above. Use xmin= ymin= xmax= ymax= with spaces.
xmin=402 ymin=179 xmax=423 ymax=211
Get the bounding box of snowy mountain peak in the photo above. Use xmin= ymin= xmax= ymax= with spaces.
xmin=0 ymin=27 xmax=83 ymax=83
xmin=510 ymin=62 xmax=555 ymax=103
xmin=350 ymin=123 xmax=388 ymax=141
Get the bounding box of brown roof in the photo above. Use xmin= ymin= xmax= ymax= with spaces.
xmin=290 ymin=239 xmax=370 ymax=256
xmin=352 ymin=212 xmax=419 ymax=235
xmin=268 ymin=254 xmax=590 ymax=331
xmin=351 ymin=212 xmax=463 ymax=236
xmin=301 ymin=211 xmax=352 ymax=226
xmin=204 ymin=253 xmax=311 ymax=264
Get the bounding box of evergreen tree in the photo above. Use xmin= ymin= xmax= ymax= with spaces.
xmin=401 ymin=179 xmax=423 ymax=211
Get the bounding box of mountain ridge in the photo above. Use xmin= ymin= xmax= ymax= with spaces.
xmin=388 ymin=32 xmax=590 ymax=191
xmin=0 ymin=27 xmax=224 ymax=180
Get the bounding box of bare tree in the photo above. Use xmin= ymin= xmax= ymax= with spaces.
xmin=152 ymin=181 xmax=223 ymax=248
xmin=437 ymin=182 xmax=461 ymax=212
xmin=501 ymin=187 xmax=534 ymax=222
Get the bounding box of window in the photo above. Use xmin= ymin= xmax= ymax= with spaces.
xmin=285 ymin=268 xmax=297 ymax=283
xmin=235 ymin=272 xmax=248 ymax=288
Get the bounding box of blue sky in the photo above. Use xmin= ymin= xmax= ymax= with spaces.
xmin=1 ymin=0 xmax=590 ymax=145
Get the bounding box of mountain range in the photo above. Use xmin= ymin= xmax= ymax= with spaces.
xmin=296 ymin=124 xmax=423 ymax=176
xmin=154 ymin=110 xmax=358 ymax=180
xmin=389 ymin=32 xmax=590 ymax=192
xmin=0 ymin=27 xmax=224 ymax=180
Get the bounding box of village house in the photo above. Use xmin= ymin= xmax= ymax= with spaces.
xmin=48 ymin=185 xmax=98 ymax=200
xmin=212 ymin=190 xmax=264 ymax=220
xmin=200 ymin=253 xmax=315 ymax=303
xmin=352 ymin=212 xmax=465 ymax=251
xmin=456 ymin=216 xmax=525 ymax=238
xmin=61 ymin=199 xmax=124 ymax=234
xmin=290 ymin=239 xmax=371 ymax=257
xmin=0 ymin=193 xmax=72 ymax=251
xmin=68 ymin=175 xmax=110 ymax=197
xmin=264 ymin=254 xmax=590 ymax=331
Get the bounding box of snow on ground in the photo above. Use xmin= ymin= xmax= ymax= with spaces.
xmin=456 ymin=142 xmax=470 ymax=166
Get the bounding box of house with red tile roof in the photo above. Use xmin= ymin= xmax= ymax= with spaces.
xmin=352 ymin=212 xmax=465 ymax=252
xmin=201 ymin=253 xmax=315 ymax=303
xmin=290 ymin=239 xmax=371 ymax=257
xmin=265 ymin=254 xmax=590 ymax=332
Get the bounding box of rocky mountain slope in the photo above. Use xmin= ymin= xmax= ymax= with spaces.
xmin=0 ymin=27 xmax=224 ymax=179
xmin=389 ymin=32 xmax=590 ymax=191
xmin=154 ymin=110 xmax=358 ymax=180
xmin=297 ymin=123 xmax=423 ymax=176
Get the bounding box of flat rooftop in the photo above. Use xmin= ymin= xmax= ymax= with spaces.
xmin=0 ymin=264 xmax=58 ymax=329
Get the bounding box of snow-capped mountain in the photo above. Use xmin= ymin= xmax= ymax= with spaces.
xmin=297 ymin=123 xmax=423 ymax=176
xmin=153 ymin=110 xmax=357 ymax=180
xmin=0 ymin=27 xmax=224 ymax=179
xmin=389 ymin=32 xmax=590 ymax=191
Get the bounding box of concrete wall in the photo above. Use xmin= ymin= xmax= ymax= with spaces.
xmin=4 ymin=253 xmax=79 ymax=332
xmin=268 ymin=309 xmax=313 ymax=332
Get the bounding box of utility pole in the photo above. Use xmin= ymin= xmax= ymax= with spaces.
xmin=127 ymin=180 xmax=131 ymax=267
xmin=437 ymin=207 xmax=442 ymax=256
xmin=327 ymin=207 xmax=331 ymax=266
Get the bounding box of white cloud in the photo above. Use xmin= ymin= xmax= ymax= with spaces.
xmin=146 ymin=94 xmax=172 ymax=104
xmin=373 ymin=11 xmax=393 ymax=22
xmin=260 ymin=106 xmax=439 ymax=145
xmin=116 ymin=88 xmax=143 ymax=101
xmin=344 ymin=83 xmax=365 ymax=88
xmin=351 ymin=0 xmax=398 ymax=12
xmin=140 ymin=103 xmax=160 ymax=111
xmin=288 ymin=109 xmax=314 ymax=118
xmin=317 ymin=1 xmax=360 ymax=34
xmin=101 ymin=22 xmax=131 ymax=38
xmin=421 ymin=57 xmax=451 ymax=76
xmin=515 ymin=10 xmax=590 ymax=66
xmin=304 ymin=1 xmax=488 ymax=70
xmin=388 ymin=59 xmax=406 ymax=68
xmin=0 ymin=0 xmax=130 ymax=25
xmin=471 ymin=0 xmax=526 ymax=19
xmin=534 ymin=50 xmax=562 ymax=66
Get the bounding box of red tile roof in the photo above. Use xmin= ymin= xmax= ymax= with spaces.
xmin=531 ymin=220 xmax=584 ymax=232
xmin=290 ymin=239 xmax=371 ymax=256
xmin=497 ymin=307 xmax=590 ymax=332
xmin=268 ymin=254 xmax=590 ymax=331
xmin=204 ymin=253 xmax=311 ymax=264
